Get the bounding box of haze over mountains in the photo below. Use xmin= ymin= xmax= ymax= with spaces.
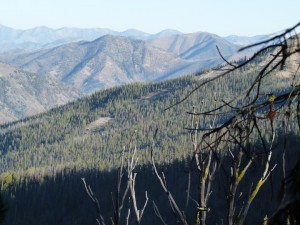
xmin=0 ymin=24 xmax=269 ymax=51
xmin=224 ymin=34 xmax=270 ymax=46
xmin=0 ymin=25 xmax=183 ymax=51
xmin=0 ymin=25 xmax=267 ymax=122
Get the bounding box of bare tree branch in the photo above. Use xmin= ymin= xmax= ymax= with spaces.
xmin=82 ymin=178 xmax=106 ymax=225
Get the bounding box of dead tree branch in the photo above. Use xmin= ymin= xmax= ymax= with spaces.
xmin=81 ymin=178 xmax=106 ymax=225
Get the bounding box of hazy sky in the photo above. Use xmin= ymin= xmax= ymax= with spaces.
xmin=1 ymin=0 xmax=299 ymax=36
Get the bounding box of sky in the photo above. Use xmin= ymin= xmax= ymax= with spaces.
xmin=0 ymin=0 xmax=299 ymax=36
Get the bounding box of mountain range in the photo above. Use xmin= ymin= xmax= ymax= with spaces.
xmin=0 ymin=24 xmax=268 ymax=51
xmin=0 ymin=25 xmax=184 ymax=51
xmin=0 ymin=35 xmax=208 ymax=93
xmin=0 ymin=33 xmax=246 ymax=94
xmin=0 ymin=25 xmax=264 ymax=122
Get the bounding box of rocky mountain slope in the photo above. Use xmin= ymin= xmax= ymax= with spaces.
xmin=0 ymin=62 xmax=81 ymax=123
xmin=146 ymin=32 xmax=240 ymax=61
xmin=0 ymin=35 xmax=211 ymax=93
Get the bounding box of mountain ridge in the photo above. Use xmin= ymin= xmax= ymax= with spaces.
xmin=0 ymin=24 xmax=269 ymax=51
xmin=0 ymin=35 xmax=207 ymax=93
xmin=146 ymin=32 xmax=240 ymax=61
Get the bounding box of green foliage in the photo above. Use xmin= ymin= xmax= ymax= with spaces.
xmin=0 ymin=172 xmax=14 ymax=191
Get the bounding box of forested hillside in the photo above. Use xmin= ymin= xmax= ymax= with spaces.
xmin=0 ymin=49 xmax=296 ymax=175
xmin=0 ymin=43 xmax=299 ymax=224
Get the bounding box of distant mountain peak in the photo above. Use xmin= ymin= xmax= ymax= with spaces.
xmin=152 ymin=29 xmax=183 ymax=38
xmin=146 ymin=31 xmax=240 ymax=61
xmin=120 ymin=29 xmax=151 ymax=39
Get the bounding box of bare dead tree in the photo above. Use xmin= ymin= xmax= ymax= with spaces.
xmin=194 ymin=146 xmax=218 ymax=225
xmin=190 ymin=104 xmax=218 ymax=225
xmin=149 ymin=125 xmax=189 ymax=225
xmin=167 ymin=22 xmax=300 ymax=224
xmin=82 ymin=22 xmax=300 ymax=225
xmin=82 ymin=177 xmax=106 ymax=225
xmin=127 ymin=145 xmax=149 ymax=225
xmin=151 ymin=149 xmax=189 ymax=225
xmin=110 ymin=147 xmax=130 ymax=225
xmin=150 ymin=105 xmax=219 ymax=225
xmin=227 ymin=149 xmax=252 ymax=225
xmin=82 ymin=132 xmax=148 ymax=225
